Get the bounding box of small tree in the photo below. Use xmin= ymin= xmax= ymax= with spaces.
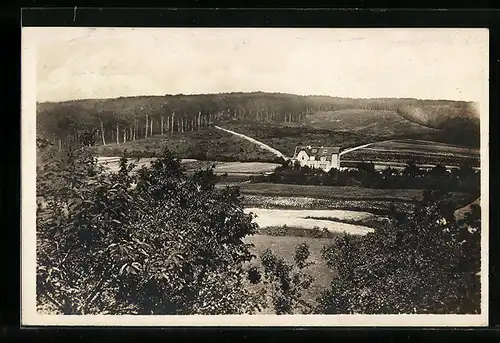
xmin=257 ymin=243 xmax=317 ymax=314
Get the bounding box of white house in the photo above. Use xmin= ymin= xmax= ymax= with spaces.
xmin=292 ymin=146 xmax=341 ymax=171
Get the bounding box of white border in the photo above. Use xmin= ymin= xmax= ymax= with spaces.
xmin=21 ymin=27 xmax=490 ymax=327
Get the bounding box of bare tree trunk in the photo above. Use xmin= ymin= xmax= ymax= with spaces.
xmin=171 ymin=112 xmax=175 ymax=134
xmin=133 ymin=120 xmax=136 ymax=141
xmin=150 ymin=119 xmax=154 ymax=137
xmin=123 ymin=129 xmax=126 ymax=143
xmin=99 ymin=120 xmax=106 ymax=146
xmin=145 ymin=115 xmax=149 ymax=139
xmin=161 ymin=116 xmax=164 ymax=135
xmin=116 ymin=124 xmax=119 ymax=145
xmin=181 ymin=117 xmax=184 ymax=133
xmin=129 ymin=127 xmax=133 ymax=141
xmin=198 ymin=112 xmax=201 ymax=129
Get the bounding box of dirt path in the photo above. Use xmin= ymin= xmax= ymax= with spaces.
xmin=339 ymin=141 xmax=384 ymax=156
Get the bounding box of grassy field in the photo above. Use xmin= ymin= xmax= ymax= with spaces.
xmin=242 ymin=194 xmax=415 ymax=214
xmin=240 ymin=183 xmax=425 ymax=202
xmin=341 ymin=139 xmax=480 ymax=166
xmin=244 ymin=234 xmax=337 ymax=314
xmin=93 ymin=127 xmax=282 ymax=163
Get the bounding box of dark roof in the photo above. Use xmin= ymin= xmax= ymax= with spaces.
xmin=293 ymin=146 xmax=341 ymax=158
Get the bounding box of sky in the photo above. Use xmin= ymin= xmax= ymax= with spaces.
xmin=29 ymin=28 xmax=489 ymax=103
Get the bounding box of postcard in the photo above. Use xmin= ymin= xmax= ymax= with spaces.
xmin=22 ymin=27 xmax=489 ymax=326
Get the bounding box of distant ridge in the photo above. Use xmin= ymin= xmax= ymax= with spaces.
xmin=36 ymin=91 xmax=480 ymax=150
xmin=36 ymin=91 xmax=479 ymax=106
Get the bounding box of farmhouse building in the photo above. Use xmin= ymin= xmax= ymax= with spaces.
xmin=292 ymin=146 xmax=341 ymax=171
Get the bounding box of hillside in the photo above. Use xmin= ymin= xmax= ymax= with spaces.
xmin=303 ymin=109 xmax=438 ymax=136
xmin=36 ymin=92 xmax=480 ymax=151
xmin=93 ymin=127 xmax=284 ymax=163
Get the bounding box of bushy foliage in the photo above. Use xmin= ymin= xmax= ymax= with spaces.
xmin=36 ymin=144 xmax=265 ymax=315
xmin=317 ymin=190 xmax=481 ymax=314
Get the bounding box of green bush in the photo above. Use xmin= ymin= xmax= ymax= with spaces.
xmin=36 ymin=144 xmax=265 ymax=315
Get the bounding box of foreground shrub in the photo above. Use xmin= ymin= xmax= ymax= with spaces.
xmin=36 ymin=145 xmax=264 ymax=315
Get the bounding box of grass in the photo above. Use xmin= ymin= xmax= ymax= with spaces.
xmin=240 ymin=183 xmax=425 ymax=202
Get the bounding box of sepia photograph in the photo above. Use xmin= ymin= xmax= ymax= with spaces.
xmin=22 ymin=27 xmax=489 ymax=326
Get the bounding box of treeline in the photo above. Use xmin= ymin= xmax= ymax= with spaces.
xmin=255 ymin=161 xmax=480 ymax=196
xmin=37 ymin=92 xmax=478 ymax=151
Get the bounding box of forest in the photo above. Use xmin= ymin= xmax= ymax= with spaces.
xmin=36 ymin=92 xmax=480 ymax=152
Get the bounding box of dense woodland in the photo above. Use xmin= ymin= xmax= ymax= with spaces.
xmin=37 ymin=92 xmax=480 ymax=152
